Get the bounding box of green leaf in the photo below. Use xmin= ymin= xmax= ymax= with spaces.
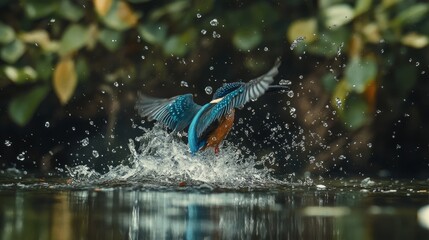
xmin=101 ymin=0 xmax=139 ymax=31
xmin=98 ymin=28 xmax=123 ymax=51
xmin=392 ymin=3 xmax=429 ymax=27
xmin=354 ymin=0 xmax=372 ymax=16
xmin=164 ymin=36 xmax=187 ymax=56
xmin=345 ymin=58 xmax=377 ymax=93
xmin=0 ymin=22 xmax=15 ymax=44
xmin=22 ymin=0 xmax=59 ymax=19
xmin=232 ymin=29 xmax=262 ymax=51
xmin=324 ymin=4 xmax=354 ymax=28
xmin=307 ymin=28 xmax=349 ymax=57
xmin=342 ymin=94 xmax=369 ymax=130
xmin=59 ymin=24 xmax=88 ymax=56
xmin=8 ymin=85 xmax=49 ymax=126
xmin=287 ymin=18 xmax=317 ymax=43
xmin=57 ymin=0 xmax=84 ymax=22
xmin=322 ymin=73 xmax=337 ymax=93
xmin=1 ymin=39 xmax=25 ymax=63
xmin=138 ymin=22 xmax=167 ymax=45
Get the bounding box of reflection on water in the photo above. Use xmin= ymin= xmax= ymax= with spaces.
xmin=0 ymin=181 xmax=429 ymax=240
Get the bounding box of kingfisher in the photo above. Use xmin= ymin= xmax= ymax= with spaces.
xmin=135 ymin=58 xmax=284 ymax=155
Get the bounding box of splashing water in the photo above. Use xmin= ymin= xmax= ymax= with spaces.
xmin=67 ymin=126 xmax=285 ymax=189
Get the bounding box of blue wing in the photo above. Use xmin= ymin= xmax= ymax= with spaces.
xmin=212 ymin=82 xmax=244 ymax=99
xmin=195 ymin=58 xmax=281 ymax=137
xmin=135 ymin=93 xmax=201 ymax=132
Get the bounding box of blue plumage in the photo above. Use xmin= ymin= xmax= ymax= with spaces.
xmin=135 ymin=58 xmax=282 ymax=154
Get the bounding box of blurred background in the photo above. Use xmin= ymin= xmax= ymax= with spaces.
xmin=0 ymin=0 xmax=428 ymax=178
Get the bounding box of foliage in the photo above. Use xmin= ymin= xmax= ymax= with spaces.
xmin=0 ymin=0 xmax=428 ymax=175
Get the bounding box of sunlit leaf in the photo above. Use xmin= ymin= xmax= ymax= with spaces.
xmin=0 ymin=39 xmax=25 ymax=63
xmin=59 ymin=24 xmax=89 ymax=56
xmin=354 ymin=0 xmax=372 ymax=16
xmin=101 ymin=0 xmax=139 ymax=30
xmin=232 ymin=29 xmax=262 ymax=51
xmin=98 ymin=28 xmax=123 ymax=51
xmin=53 ymin=56 xmax=78 ymax=105
xmin=361 ymin=23 xmax=381 ymax=43
xmin=342 ymin=94 xmax=369 ymax=130
xmin=19 ymin=30 xmax=59 ymax=52
xmin=8 ymin=85 xmax=49 ymax=126
xmin=93 ymin=0 xmax=113 ymax=16
xmin=4 ymin=66 xmax=37 ymax=84
xmin=324 ymin=4 xmax=354 ymax=28
xmin=22 ymin=0 xmax=59 ymax=19
xmin=138 ymin=22 xmax=167 ymax=45
xmin=0 ymin=22 xmax=15 ymax=44
xmin=392 ymin=3 xmax=428 ymax=27
xmin=287 ymin=18 xmax=317 ymax=44
xmin=401 ymin=32 xmax=429 ymax=48
xmin=345 ymin=57 xmax=377 ymax=93
xmin=57 ymin=0 xmax=84 ymax=22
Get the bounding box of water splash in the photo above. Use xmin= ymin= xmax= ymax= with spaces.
xmin=67 ymin=126 xmax=285 ymax=189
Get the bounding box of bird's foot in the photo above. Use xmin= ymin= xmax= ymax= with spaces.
xmin=214 ymin=147 xmax=220 ymax=155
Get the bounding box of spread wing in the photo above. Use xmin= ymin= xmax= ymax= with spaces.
xmin=212 ymin=82 xmax=244 ymax=99
xmin=195 ymin=58 xmax=281 ymax=137
xmin=135 ymin=93 xmax=201 ymax=132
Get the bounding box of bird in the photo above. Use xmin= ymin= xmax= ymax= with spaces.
xmin=135 ymin=58 xmax=284 ymax=155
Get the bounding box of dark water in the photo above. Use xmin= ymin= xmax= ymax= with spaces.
xmin=0 ymin=178 xmax=428 ymax=240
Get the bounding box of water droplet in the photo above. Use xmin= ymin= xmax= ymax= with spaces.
xmin=141 ymin=55 xmax=145 ymax=60
xmin=339 ymin=155 xmax=346 ymax=160
xmin=201 ymin=29 xmax=207 ymax=35
xmin=279 ymin=79 xmax=292 ymax=85
xmin=80 ymin=137 xmax=89 ymax=147
xmin=196 ymin=13 xmax=202 ymax=18
xmin=416 ymin=62 xmax=420 ymax=67
xmin=263 ymin=47 xmax=269 ymax=51
xmin=180 ymin=81 xmax=189 ymax=87
xmin=290 ymin=36 xmax=305 ymax=50
xmin=205 ymin=86 xmax=213 ymax=95
xmin=212 ymin=31 xmax=221 ymax=38
xmin=34 ymin=42 xmax=39 ymax=47
xmin=335 ymin=98 xmax=342 ymax=108
xmin=92 ymin=150 xmax=99 ymax=158
xmin=367 ymin=143 xmax=372 ymax=148
xmin=209 ymin=66 xmax=214 ymax=70
xmin=113 ymin=82 xmax=119 ymax=87
xmin=50 ymin=18 xmax=56 ymax=23
xmin=289 ymin=107 xmax=296 ymax=115
xmin=287 ymin=90 xmax=294 ymax=98
xmin=4 ymin=140 xmax=12 ymax=147
xmin=17 ymin=152 xmax=26 ymax=161
xmin=210 ymin=18 xmax=219 ymax=26
xmin=45 ymin=121 xmax=50 ymax=128
xmin=299 ymin=75 xmax=303 ymax=79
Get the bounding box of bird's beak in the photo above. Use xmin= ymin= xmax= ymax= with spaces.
xmin=210 ymin=97 xmax=223 ymax=103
